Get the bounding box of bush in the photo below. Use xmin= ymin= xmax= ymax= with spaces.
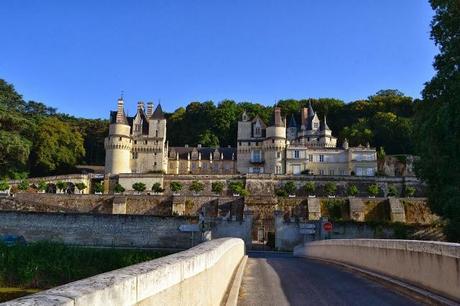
xmin=132 ymin=182 xmax=146 ymax=193
xmin=94 ymin=182 xmax=104 ymax=193
xmin=170 ymin=181 xmax=182 ymax=193
xmin=56 ymin=181 xmax=66 ymax=192
xmin=275 ymin=188 xmax=288 ymax=197
xmin=18 ymin=179 xmax=29 ymax=191
xmin=114 ymin=183 xmax=125 ymax=193
xmin=75 ymin=182 xmax=87 ymax=192
xmin=368 ymin=184 xmax=379 ymax=197
xmin=151 ymin=182 xmax=164 ymax=193
xmin=37 ymin=180 xmax=47 ymax=192
xmin=0 ymin=180 xmax=10 ymax=191
xmin=211 ymin=181 xmax=224 ymax=194
xmin=284 ymin=181 xmax=297 ymax=195
xmin=404 ymin=186 xmax=416 ymax=197
xmin=347 ymin=184 xmax=358 ymax=196
xmin=303 ymin=182 xmax=315 ymax=195
xmin=387 ymin=184 xmax=398 ymax=197
xmin=189 ymin=181 xmax=204 ymax=193
xmin=228 ymin=181 xmax=249 ymax=196
xmin=324 ymin=182 xmax=337 ymax=196
xmin=324 ymin=199 xmax=343 ymax=221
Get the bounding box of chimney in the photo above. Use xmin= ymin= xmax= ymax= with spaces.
xmin=300 ymin=107 xmax=308 ymax=129
xmin=146 ymin=102 xmax=153 ymax=117
xmin=274 ymin=107 xmax=282 ymax=126
xmin=137 ymin=101 xmax=144 ymax=112
xmin=197 ymin=144 xmax=202 ymax=148
xmin=116 ymin=98 xmax=125 ymax=123
xmin=185 ymin=144 xmax=189 ymax=148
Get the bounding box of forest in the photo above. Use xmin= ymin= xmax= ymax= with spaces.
xmin=0 ymin=78 xmax=417 ymax=179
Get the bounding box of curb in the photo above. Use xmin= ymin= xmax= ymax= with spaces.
xmin=225 ymin=255 xmax=248 ymax=306
xmin=307 ymin=257 xmax=458 ymax=306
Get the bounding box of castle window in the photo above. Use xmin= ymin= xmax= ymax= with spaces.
xmin=119 ymin=137 xmax=122 ymax=141
xmin=156 ymin=130 xmax=158 ymax=137
xmin=319 ymin=155 xmax=324 ymax=162
xmin=272 ymin=139 xmax=275 ymax=144
xmin=314 ymin=122 xmax=319 ymax=129
xmin=239 ymin=142 xmax=242 ymax=146
xmin=308 ymin=154 xmax=313 ymax=162
xmin=277 ymin=152 xmax=281 ymax=159
xmin=255 ymin=127 xmax=261 ymax=137
xmin=154 ymin=162 xmax=157 ymax=166
xmin=135 ymin=124 xmax=141 ymax=132
xmin=134 ymin=140 xmax=137 ymax=144
xmin=329 ymin=169 xmax=335 ymax=175
xmin=132 ymin=152 xmax=138 ymax=159
xmin=319 ymin=169 xmax=325 ymax=175
xmin=294 ymin=150 xmax=300 ymax=159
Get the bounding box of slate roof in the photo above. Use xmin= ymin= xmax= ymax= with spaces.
xmin=152 ymin=104 xmax=165 ymax=119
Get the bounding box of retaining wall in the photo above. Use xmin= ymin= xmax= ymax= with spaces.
xmin=293 ymin=239 xmax=460 ymax=301
xmin=5 ymin=238 xmax=245 ymax=306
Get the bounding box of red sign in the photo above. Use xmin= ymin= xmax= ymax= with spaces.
xmin=323 ymin=222 xmax=333 ymax=232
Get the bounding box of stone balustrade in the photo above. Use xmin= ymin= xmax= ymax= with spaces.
xmin=4 ymin=238 xmax=245 ymax=306
xmin=293 ymin=239 xmax=460 ymax=301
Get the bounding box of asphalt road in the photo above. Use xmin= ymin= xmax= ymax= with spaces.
xmin=237 ymin=252 xmax=421 ymax=306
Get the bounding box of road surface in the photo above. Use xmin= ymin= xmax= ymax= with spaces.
xmin=237 ymin=252 xmax=420 ymax=306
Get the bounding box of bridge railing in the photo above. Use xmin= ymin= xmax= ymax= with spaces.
xmin=5 ymin=238 xmax=245 ymax=306
xmin=294 ymin=239 xmax=460 ymax=301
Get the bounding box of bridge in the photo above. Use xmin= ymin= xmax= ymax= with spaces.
xmin=4 ymin=238 xmax=459 ymax=305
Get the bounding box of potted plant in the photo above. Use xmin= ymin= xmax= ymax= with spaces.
xmin=37 ymin=180 xmax=47 ymax=193
xmin=151 ymin=182 xmax=165 ymax=194
xmin=324 ymin=182 xmax=337 ymax=198
xmin=387 ymin=184 xmax=398 ymax=197
xmin=367 ymin=184 xmax=379 ymax=198
xmin=189 ymin=180 xmax=204 ymax=195
xmin=0 ymin=180 xmax=10 ymax=196
xmin=56 ymin=181 xmax=66 ymax=194
xmin=404 ymin=186 xmax=416 ymax=198
xmin=229 ymin=181 xmax=244 ymax=197
xmin=114 ymin=183 xmax=125 ymax=194
xmin=347 ymin=184 xmax=359 ymax=197
xmin=94 ymin=182 xmax=104 ymax=194
xmin=132 ymin=182 xmax=146 ymax=194
xmin=170 ymin=181 xmax=182 ymax=195
xmin=284 ymin=181 xmax=297 ymax=197
xmin=275 ymin=188 xmax=288 ymax=197
xmin=304 ymin=182 xmax=316 ymax=197
xmin=75 ymin=182 xmax=87 ymax=194
xmin=211 ymin=181 xmax=224 ymax=195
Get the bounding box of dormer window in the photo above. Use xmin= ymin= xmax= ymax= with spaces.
xmin=135 ymin=124 xmax=141 ymax=132
xmin=255 ymin=127 xmax=261 ymax=137
xmin=314 ymin=122 xmax=319 ymax=129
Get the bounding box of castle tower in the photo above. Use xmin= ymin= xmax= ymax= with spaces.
xmin=148 ymin=104 xmax=168 ymax=172
xmin=264 ymin=106 xmax=286 ymax=174
xmin=287 ymin=114 xmax=298 ymax=141
xmin=104 ymin=97 xmax=133 ymax=175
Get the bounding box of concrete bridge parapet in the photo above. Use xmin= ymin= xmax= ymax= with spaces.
xmin=294 ymin=239 xmax=460 ymax=301
xmin=6 ymin=238 xmax=245 ymax=306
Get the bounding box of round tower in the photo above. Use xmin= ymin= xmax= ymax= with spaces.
xmin=104 ymin=98 xmax=133 ymax=175
xmin=264 ymin=107 xmax=286 ymax=174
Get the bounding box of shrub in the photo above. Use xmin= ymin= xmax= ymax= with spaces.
xmin=0 ymin=180 xmax=10 ymax=191
xmin=324 ymin=182 xmax=337 ymax=196
xmin=404 ymin=186 xmax=416 ymax=197
xmin=18 ymin=179 xmax=30 ymax=191
xmin=275 ymin=188 xmax=288 ymax=197
xmin=189 ymin=180 xmax=204 ymax=193
xmin=94 ymin=182 xmax=104 ymax=193
xmin=347 ymin=184 xmax=358 ymax=196
xmin=228 ymin=181 xmax=249 ymax=196
xmin=211 ymin=181 xmax=224 ymax=194
xmin=324 ymin=199 xmax=343 ymax=221
xmin=37 ymin=180 xmax=47 ymax=192
xmin=132 ymin=182 xmax=146 ymax=193
xmin=151 ymin=182 xmax=164 ymax=193
xmin=284 ymin=181 xmax=297 ymax=195
xmin=304 ymin=182 xmax=315 ymax=195
xmin=387 ymin=184 xmax=398 ymax=197
xmin=56 ymin=181 xmax=66 ymax=192
xmin=114 ymin=183 xmax=125 ymax=193
xmin=170 ymin=181 xmax=182 ymax=193
xmin=368 ymin=184 xmax=379 ymax=197
xmin=75 ymin=182 xmax=87 ymax=192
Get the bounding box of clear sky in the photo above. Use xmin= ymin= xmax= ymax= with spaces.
xmin=0 ymin=1 xmax=437 ymax=119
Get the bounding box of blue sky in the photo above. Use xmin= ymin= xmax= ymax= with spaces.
xmin=0 ymin=1 xmax=437 ymax=118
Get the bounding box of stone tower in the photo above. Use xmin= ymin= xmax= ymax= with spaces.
xmin=104 ymin=98 xmax=133 ymax=175
xmin=263 ymin=107 xmax=286 ymax=174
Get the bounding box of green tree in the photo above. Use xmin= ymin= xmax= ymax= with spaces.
xmin=211 ymin=181 xmax=224 ymax=194
xmin=413 ymin=0 xmax=460 ymax=241
xmin=198 ymin=130 xmax=220 ymax=147
xmin=18 ymin=179 xmax=29 ymax=191
xmin=367 ymin=184 xmax=379 ymax=197
xmin=75 ymin=182 xmax=87 ymax=193
xmin=151 ymin=182 xmax=164 ymax=193
xmin=94 ymin=182 xmax=104 ymax=193
xmin=304 ymin=182 xmax=315 ymax=195
xmin=0 ymin=180 xmax=10 ymax=191
xmin=132 ymin=182 xmax=146 ymax=193
xmin=324 ymin=182 xmax=337 ymax=196
xmin=347 ymin=184 xmax=359 ymax=196
xmin=404 ymin=186 xmax=416 ymax=198
xmin=114 ymin=183 xmax=125 ymax=194
xmin=37 ymin=180 xmax=47 ymax=192
xmin=170 ymin=181 xmax=183 ymax=193
xmin=31 ymin=117 xmax=85 ymax=175
xmin=284 ymin=181 xmax=297 ymax=195
xmin=189 ymin=180 xmax=204 ymax=194
xmin=56 ymin=181 xmax=66 ymax=192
